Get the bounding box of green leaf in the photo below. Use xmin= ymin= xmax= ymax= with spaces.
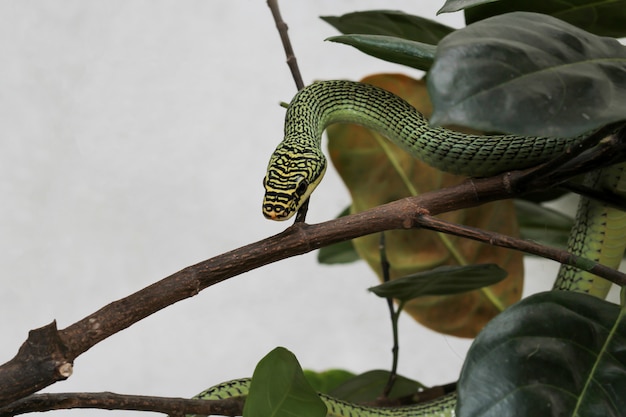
xmin=303 ymin=369 xmax=355 ymax=394
xmin=317 ymin=238 xmax=360 ymax=264
xmin=317 ymin=206 xmax=360 ymax=264
xmin=368 ymin=264 xmax=507 ymax=302
xmin=327 ymin=74 xmax=523 ymax=338
xmin=516 ymin=188 xmax=570 ymax=203
xmin=515 ymin=199 xmax=574 ymax=250
xmin=326 ymin=35 xmax=436 ymax=71
xmin=243 ymin=347 xmax=327 ymax=417
xmin=438 ymin=0 xmax=498 ymax=14
xmin=428 ymin=12 xmax=626 ymax=138
xmin=458 ymin=291 xmax=626 ymax=417
xmin=321 ymin=10 xmax=455 ymax=44
xmin=329 ymin=370 xmax=424 ymax=402
xmin=458 ymin=0 xmax=626 ymax=38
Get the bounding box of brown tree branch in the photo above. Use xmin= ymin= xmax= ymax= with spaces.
xmin=0 ymin=383 xmax=460 ymax=417
xmin=267 ymin=0 xmax=304 ymax=90
xmin=0 ymin=173 xmax=500 ymax=407
xmin=417 ymin=214 xmax=626 ymax=285
xmin=1 ymin=117 xmax=624 ymax=411
xmin=1 ymin=134 xmax=625 ymax=410
xmin=0 ymin=391 xmax=244 ymax=417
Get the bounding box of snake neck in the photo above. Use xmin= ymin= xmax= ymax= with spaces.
xmin=283 ymin=80 xmax=584 ymax=177
xmin=262 ymin=80 xmax=588 ymax=220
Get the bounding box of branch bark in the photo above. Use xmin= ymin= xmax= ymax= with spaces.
xmin=1 ymin=127 xmax=625 ymax=411
xmin=267 ymin=0 xmax=304 ymax=90
xmin=0 ymin=391 xmax=244 ymax=417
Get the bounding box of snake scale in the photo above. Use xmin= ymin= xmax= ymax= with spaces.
xmin=192 ymin=80 xmax=626 ymax=417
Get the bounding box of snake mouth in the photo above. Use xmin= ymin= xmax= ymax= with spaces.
xmin=262 ymin=204 xmax=294 ymax=221
xmin=263 ymin=211 xmax=279 ymax=221
xmin=263 ymin=212 xmax=292 ymax=221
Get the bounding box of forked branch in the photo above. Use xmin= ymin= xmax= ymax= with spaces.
xmin=2 ymin=138 xmax=626 ymax=411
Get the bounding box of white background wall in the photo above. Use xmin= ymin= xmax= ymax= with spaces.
xmin=0 ymin=2 xmax=610 ymax=416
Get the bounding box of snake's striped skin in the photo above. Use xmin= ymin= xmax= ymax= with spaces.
xmin=190 ymin=378 xmax=456 ymax=417
xmin=553 ymin=163 xmax=626 ymax=297
xmin=261 ymin=80 xmax=586 ymax=221
xmin=194 ymin=81 xmax=625 ymax=417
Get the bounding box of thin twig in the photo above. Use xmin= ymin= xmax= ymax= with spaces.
xmin=267 ymin=0 xmax=304 ymax=90
xmin=416 ymin=214 xmax=626 ymax=286
xmin=378 ymin=233 xmax=399 ymax=398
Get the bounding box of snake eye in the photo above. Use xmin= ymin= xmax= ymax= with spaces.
xmin=295 ymin=179 xmax=308 ymax=197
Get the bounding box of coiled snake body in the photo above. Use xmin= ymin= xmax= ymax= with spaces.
xmin=197 ymin=81 xmax=626 ymax=417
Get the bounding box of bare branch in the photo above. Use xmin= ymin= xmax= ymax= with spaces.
xmin=416 ymin=215 xmax=626 ymax=285
xmin=1 ymin=125 xmax=625 ymax=411
xmin=0 ymin=391 xmax=243 ymax=417
xmin=267 ymin=0 xmax=304 ymax=90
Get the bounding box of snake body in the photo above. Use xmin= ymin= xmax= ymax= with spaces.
xmin=261 ymin=80 xmax=586 ymax=221
xmin=553 ymin=163 xmax=626 ymax=297
xmin=198 ymin=81 xmax=625 ymax=417
xmin=190 ymin=378 xmax=456 ymax=417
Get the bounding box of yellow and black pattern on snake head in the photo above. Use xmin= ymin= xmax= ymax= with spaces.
xmin=262 ymin=141 xmax=327 ymax=221
xmin=262 ymin=80 xmax=592 ymax=222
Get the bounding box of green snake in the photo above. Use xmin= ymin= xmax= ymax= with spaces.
xmin=190 ymin=378 xmax=457 ymax=417
xmin=194 ymin=80 xmax=626 ymax=417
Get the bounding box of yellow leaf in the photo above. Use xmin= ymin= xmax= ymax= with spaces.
xmin=327 ymin=74 xmax=523 ymax=338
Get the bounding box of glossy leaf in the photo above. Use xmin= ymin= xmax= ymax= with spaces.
xmin=327 ymin=73 xmax=523 ymax=338
xmin=428 ymin=12 xmax=626 ymax=138
xmin=329 ymin=370 xmax=423 ymax=402
xmin=515 ymin=199 xmax=574 ymax=250
xmin=458 ymin=291 xmax=626 ymax=417
xmin=326 ymin=35 xmax=436 ymax=71
xmin=438 ymin=0 xmax=497 ymax=14
xmin=321 ymin=10 xmax=454 ymax=44
xmin=516 ymin=188 xmax=570 ymax=203
xmin=318 ymin=206 xmax=360 ymax=264
xmin=369 ymin=264 xmax=507 ymax=302
xmin=243 ymin=347 xmax=326 ymax=417
xmin=303 ymin=369 xmax=355 ymax=394
xmin=317 ymin=238 xmax=360 ymax=264
xmin=444 ymin=0 xmax=626 ymax=38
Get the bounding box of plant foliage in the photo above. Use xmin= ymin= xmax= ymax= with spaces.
xmin=200 ymin=3 xmax=626 ymax=417
xmin=458 ymin=291 xmax=626 ymax=417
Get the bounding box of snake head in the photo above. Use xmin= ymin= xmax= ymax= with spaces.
xmin=262 ymin=143 xmax=327 ymax=221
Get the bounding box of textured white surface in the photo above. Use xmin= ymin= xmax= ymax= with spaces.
xmin=0 ymin=2 xmax=598 ymax=416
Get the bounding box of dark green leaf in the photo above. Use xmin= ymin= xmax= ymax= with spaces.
xmin=303 ymin=369 xmax=355 ymax=394
xmin=369 ymin=264 xmax=507 ymax=301
xmin=321 ymin=10 xmax=455 ymax=44
xmin=428 ymin=12 xmax=626 ymax=138
xmin=458 ymin=291 xmax=626 ymax=417
xmin=243 ymin=347 xmax=326 ymax=417
xmin=516 ymin=188 xmax=570 ymax=203
xmin=515 ymin=199 xmax=574 ymax=250
xmin=459 ymin=0 xmax=626 ymax=38
xmin=317 ymin=238 xmax=360 ymax=264
xmin=438 ymin=0 xmax=498 ymax=14
xmin=329 ymin=370 xmax=423 ymax=402
xmin=318 ymin=206 xmax=360 ymax=264
xmin=326 ymin=35 xmax=436 ymax=71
